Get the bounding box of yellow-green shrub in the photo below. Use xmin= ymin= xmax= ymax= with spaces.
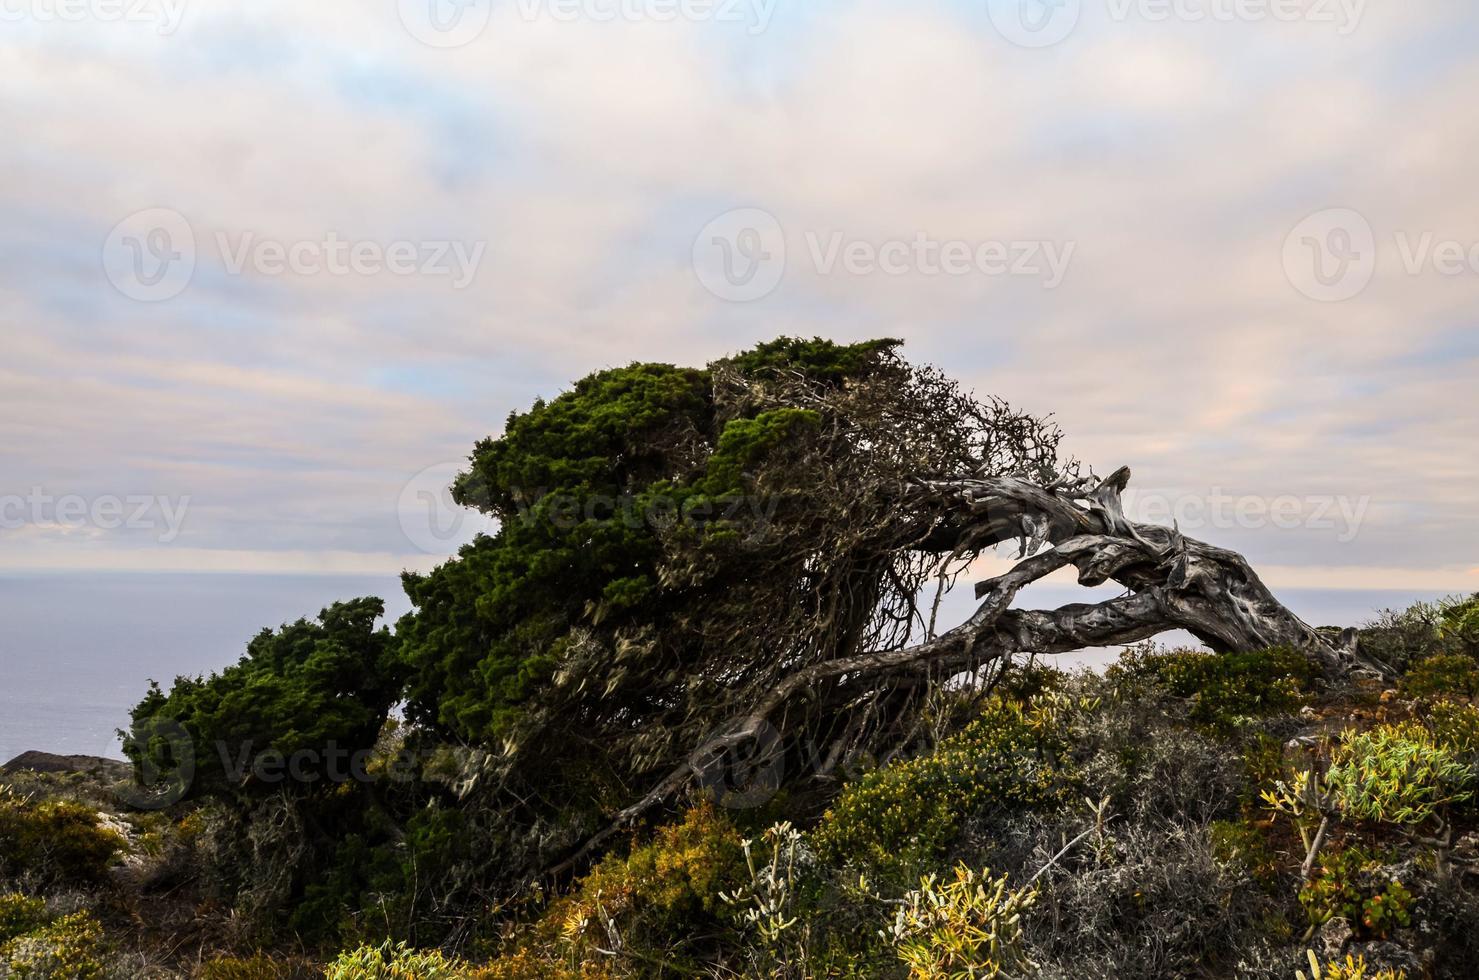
xmin=1297 ymin=950 xmax=1407 ymax=980
xmin=0 ymin=791 xmax=125 ymax=886
xmin=1108 ymin=645 xmax=1314 ymax=730
xmin=199 ymin=952 xmax=322 ymax=979
xmin=1427 ymin=699 xmax=1479 ymax=757
xmin=0 ymin=894 xmax=48 ymax=945
xmin=1403 ymin=653 xmax=1479 ymax=701
xmin=886 ymin=865 xmax=1036 ymax=979
xmin=323 ymin=941 xmax=469 ymax=980
xmin=0 ymin=910 xmax=107 ymax=980
xmin=813 ymin=694 xmax=1080 ymax=878
xmin=1326 ymin=723 xmax=1474 ymax=824
xmin=547 ymin=803 xmax=745 ymax=961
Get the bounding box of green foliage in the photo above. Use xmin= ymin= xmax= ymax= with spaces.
xmin=1425 ymin=698 xmax=1479 ymax=757
xmin=125 ymin=598 xmax=402 ymax=801
xmin=0 ymin=910 xmax=107 ymax=980
xmin=0 ymin=792 xmax=124 ymax=886
xmin=1299 ymin=846 xmax=1412 ymax=938
xmin=1208 ymin=819 xmax=1282 ymax=886
xmin=1298 ymin=950 xmax=1407 ymax=980
xmin=323 ymin=941 xmax=470 ymax=980
xmin=0 ymin=896 xmax=47 ymax=945
xmin=1437 ymin=594 xmax=1479 ymax=653
xmin=812 ymin=694 xmax=1082 ymax=879
xmin=1402 ymin=653 xmax=1479 ymax=701
xmin=1362 ymin=593 xmax=1479 ymax=674
xmin=722 ymin=336 xmax=902 ymax=385
xmin=198 ymin=954 xmax=321 ymax=980
xmin=886 ymin=866 xmax=1037 ymax=980
xmin=1326 ymin=722 xmax=1474 ymax=824
xmin=548 ymin=803 xmax=746 ymax=968
xmin=1109 ymin=644 xmax=1314 ymax=730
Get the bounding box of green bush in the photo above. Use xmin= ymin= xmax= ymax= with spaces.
xmin=1402 ymin=653 xmax=1479 ymax=701
xmin=0 ymin=895 xmax=48 ymax=945
xmin=1426 ymin=699 xmax=1479 ymax=757
xmin=199 ymin=953 xmax=322 ymax=979
xmin=812 ymin=693 xmax=1082 ymax=879
xmin=1108 ymin=645 xmax=1315 ymax=730
xmin=324 ymin=941 xmax=469 ymax=980
xmin=0 ymin=791 xmax=124 ymax=886
xmin=1327 ymin=722 xmax=1475 ymax=824
xmin=1299 ymin=846 xmax=1413 ymax=938
xmin=0 ymin=910 xmax=107 ymax=980
xmin=886 ymin=865 xmax=1037 ymax=979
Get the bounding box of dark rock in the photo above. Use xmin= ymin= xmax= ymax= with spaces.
xmin=1 ymin=750 xmax=129 ymax=778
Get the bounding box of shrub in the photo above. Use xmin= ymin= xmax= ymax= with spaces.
xmin=1326 ymin=723 xmax=1474 ymax=824
xmin=1402 ymin=653 xmax=1479 ymax=701
xmin=547 ymin=803 xmax=745 ymax=968
xmin=1297 ymin=950 xmax=1407 ymax=980
xmin=1437 ymin=594 xmax=1479 ymax=654
xmin=886 ymin=865 xmax=1037 ymax=980
xmin=0 ymin=896 xmax=47 ymax=946
xmin=813 ymin=693 xmax=1081 ymax=879
xmin=1299 ymin=846 xmax=1412 ymax=938
xmin=323 ymin=941 xmax=468 ymax=980
xmin=718 ymin=822 xmax=816 ymax=974
xmin=0 ymin=791 xmax=124 ymax=886
xmin=0 ymin=910 xmax=107 ymax=980
xmin=1108 ymin=645 xmax=1314 ymax=730
xmin=1426 ymin=699 xmax=1479 ymax=758
xmin=199 ymin=953 xmax=322 ymax=979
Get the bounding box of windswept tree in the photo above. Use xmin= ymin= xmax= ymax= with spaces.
xmin=392 ymin=337 xmax=1359 ymax=884
xmin=127 ymin=337 xmax=1363 ymax=929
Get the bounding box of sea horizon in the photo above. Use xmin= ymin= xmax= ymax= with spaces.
xmin=0 ymin=570 xmax=1458 ymax=764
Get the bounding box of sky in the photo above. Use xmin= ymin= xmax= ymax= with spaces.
xmin=2 ymin=0 xmax=1477 ymax=599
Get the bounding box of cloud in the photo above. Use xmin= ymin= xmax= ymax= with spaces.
xmin=1 ymin=0 xmax=1476 ymax=594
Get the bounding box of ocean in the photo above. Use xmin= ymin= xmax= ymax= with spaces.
xmin=0 ymin=572 xmax=1454 ymax=764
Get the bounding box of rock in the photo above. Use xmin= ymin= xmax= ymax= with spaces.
xmin=1319 ymin=917 xmax=1355 ymax=959
xmin=0 ymin=751 xmax=129 ymax=778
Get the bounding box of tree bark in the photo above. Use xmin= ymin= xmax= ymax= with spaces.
xmin=550 ymin=466 xmax=1367 ymax=878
